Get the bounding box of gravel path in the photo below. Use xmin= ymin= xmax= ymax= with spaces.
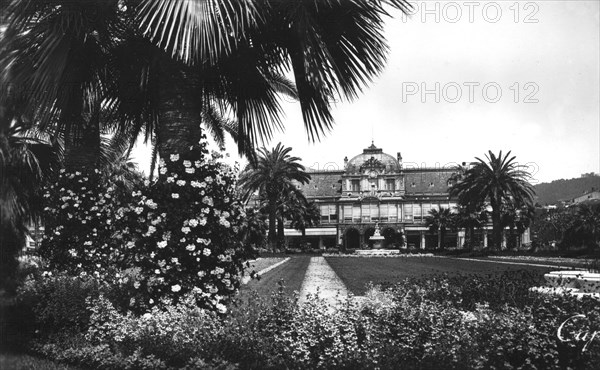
xmin=298 ymin=257 xmax=348 ymax=306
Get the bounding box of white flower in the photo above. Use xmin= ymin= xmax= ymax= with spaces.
xmin=188 ymin=219 xmax=199 ymax=228
xmin=181 ymin=226 xmax=191 ymax=234
xmin=171 ymin=284 xmax=181 ymax=292
xmin=126 ymin=241 xmax=135 ymax=249
xmin=183 ymin=160 xmax=192 ymax=167
xmin=144 ymin=180 xmax=150 ymax=186
xmin=167 ymin=177 xmax=175 ymax=183
xmin=142 ymin=313 xmax=152 ymax=320
xmin=147 ymin=225 xmax=156 ymax=235
xmin=135 ymin=207 xmax=144 ymax=214
xmin=216 ymin=303 xmax=227 ymax=314
xmin=185 ymin=167 xmax=195 ymax=174
xmin=170 ymin=154 xmax=180 ymax=162
xmin=219 ymin=217 xmax=231 ymax=228
xmin=194 ymin=160 xmax=201 ymax=168
xmin=186 ymin=244 xmax=196 ymax=251
xmin=203 ymin=248 xmax=211 ymax=256
xmin=159 ymin=167 xmax=167 ymax=175
xmin=134 ymin=281 xmax=141 ymax=289
xmin=171 ymin=193 xmax=179 ymax=199
xmin=157 ymin=240 xmax=168 ymax=249
xmin=199 ymin=218 xmax=207 ymax=226
xmin=145 ymin=199 xmax=157 ymax=209
xmin=176 ymin=180 xmax=186 ymax=186
xmin=197 ymin=271 xmax=206 ymax=277
xmin=171 ymin=257 xmax=179 ymax=264
xmin=202 ymin=196 xmax=213 ymax=206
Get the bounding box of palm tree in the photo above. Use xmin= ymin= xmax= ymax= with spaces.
xmin=280 ymin=189 xmax=320 ymax=238
xmin=238 ymin=143 xmax=311 ymax=249
xmin=1 ymin=0 xmax=123 ymax=171
xmin=450 ymin=151 xmax=535 ymax=250
xmin=501 ymin=204 xmax=535 ymax=249
xmin=425 ymin=207 xmax=453 ymax=250
xmin=452 ymin=205 xmax=487 ymax=250
xmin=3 ymin=0 xmax=412 ymax=169
xmin=0 ymin=123 xmax=59 ymax=288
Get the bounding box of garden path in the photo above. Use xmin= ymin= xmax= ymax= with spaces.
xmin=298 ymin=257 xmax=348 ymax=307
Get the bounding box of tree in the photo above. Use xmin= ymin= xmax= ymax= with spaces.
xmin=450 ymin=151 xmax=535 ymax=250
xmin=452 ymin=205 xmax=488 ymax=250
xmin=425 ymin=207 xmax=453 ymax=250
xmin=1 ymin=0 xmax=123 ymax=171
xmin=281 ymin=189 xmax=320 ymax=237
xmin=4 ymin=0 xmax=412 ymax=167
xmin=238 ymin=143 xmax=311 ymax=249
xmin=0 ymin=123 xmax=59 ymax=288
xmin=571 ymin=204 xmax=600 ymax=249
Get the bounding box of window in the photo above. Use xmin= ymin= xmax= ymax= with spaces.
xmin=369 ymin=203 xmax=379 ymax=222
xmin=380 ymin=203 xmax=389 ymax=222
xmin=351 ymin=180 xmax=360 ymax=192
xmin=413 ymin=203 xmax=423 ymax=222
xmin=403 ymin=204 xmax=413 ymax=222
xmin=319 ymin=204 xmax=337 ymax=223
xmin=361 ymin=203 xmax=370 ymax=222
xmin=386 ymin=179 xmax=395 ymax=191
xmin=343 ymin=205 xmax=352 ymax=222
xmin=389 ymin=204 xmax=399 ymax=222
xmin=352 ymin=205 xmax=361 ymax=222
xmin=422 ymin=203 xmax=432 ymax=220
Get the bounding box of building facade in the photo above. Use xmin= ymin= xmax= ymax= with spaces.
xmin=285 ymin=143 xmax=466 ymax=250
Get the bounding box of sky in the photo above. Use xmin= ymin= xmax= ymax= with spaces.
xmin=132 ymin=0 xmax=600 ymax=184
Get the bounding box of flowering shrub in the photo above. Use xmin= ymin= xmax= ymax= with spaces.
xmin=37 ymin=138 xmax=249 ymax=313
xmin=39 ymin=169 xmax=119 ymax=276
xmin=113 ymin=140 xmax=248 ymax=312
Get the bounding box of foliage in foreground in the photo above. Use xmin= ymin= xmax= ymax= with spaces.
xmin=38 ymin=140 xmax=250 ymax=313
xmin=5 ymin=271 xmax=600 ymax=370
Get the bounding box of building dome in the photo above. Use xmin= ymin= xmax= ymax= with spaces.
xmin=346 ymin=142 xmax=400 ymax=173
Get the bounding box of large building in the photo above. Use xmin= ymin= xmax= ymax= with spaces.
xmin=285 ymin=142 xmax=466 ymax=250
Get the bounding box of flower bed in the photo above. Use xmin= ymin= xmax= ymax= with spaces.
xmin=10 ymin=270 xmax=600 ymax=369
xmin=322 ymin=252 xmax=435 ymax=257
xmin=489 ymin=256 xmax=593 ymax=267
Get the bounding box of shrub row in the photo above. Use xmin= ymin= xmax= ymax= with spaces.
xmin=6 ymin=271 xmax=600 ymax=369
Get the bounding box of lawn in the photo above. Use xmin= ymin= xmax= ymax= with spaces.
xmin=326 ymin=256 xmax=556 ymax=295
xmin=239 ymin=256 xmax=311 ymax=298
xmin=243 ymin=257 xmax=288 ymax=275
xmin=0 ymin=353 xmax=79 ymax=370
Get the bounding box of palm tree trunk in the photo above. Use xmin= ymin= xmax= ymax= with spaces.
xmin=277 ymin=217 xmax=285 ymax=248
xmin=437 ymin=230 xmax=442 ymax=250
xmin=491 ymin=211 xmax=502 ymax=250
xmin=268 ymin=201 xmax=277 ymax=250
xmin=156 ymin=56 xmax=202 ymax=161
xmin=64 ymin=119 xmax=100 ymax=171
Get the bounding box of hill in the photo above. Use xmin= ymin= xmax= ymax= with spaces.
xmin=534 ymin=175 xmax=600 ymax=205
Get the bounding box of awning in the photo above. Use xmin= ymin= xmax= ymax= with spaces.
xmin=284 ymin=228 xmax=337 ymax=237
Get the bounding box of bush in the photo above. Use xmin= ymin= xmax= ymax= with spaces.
xmin=12 ymin=271 xmax=600 ymax=369
xmin=38 ymin=139 xmax=249 ymax=314
xmin=12 ymin=273 xmax=103 ymax=345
